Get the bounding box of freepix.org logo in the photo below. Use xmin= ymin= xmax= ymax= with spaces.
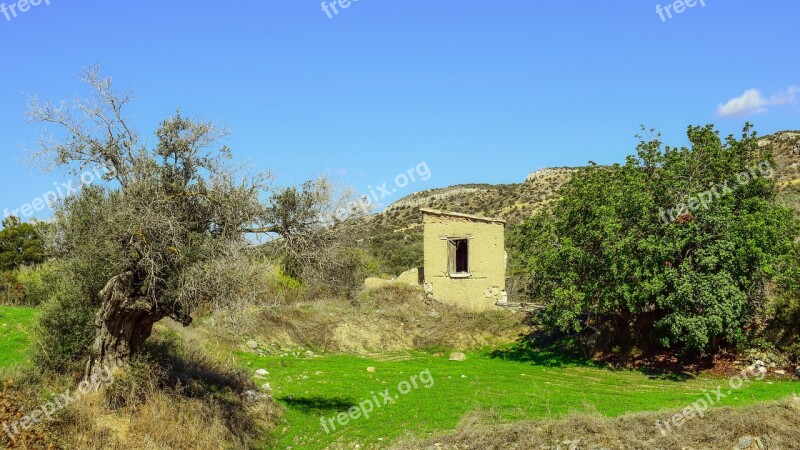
xmin=1 ymin=0 xmax=51 ymax=23
xmin=321 ymin=0 xmax=359 ymax=19
xmin=655 ymin=0 xmax=705 ymax=23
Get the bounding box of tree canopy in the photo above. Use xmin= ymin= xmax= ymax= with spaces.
xmin=511 ymin=125 xmax=799 ymax=354
xmin=27 ymin=68 xmax=273 ymax=378
xmin=0 ymin=216 xmax=45 ymax=272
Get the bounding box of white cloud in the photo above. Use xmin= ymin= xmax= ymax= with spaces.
xmin=716 ymin=86 xmax=799 ymax=117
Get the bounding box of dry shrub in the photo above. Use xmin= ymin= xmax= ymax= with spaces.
xmin=231 ymin=284 xmax=529 ymax=354
xmin=46 ymin=326 xmax=281 ymax=450
xmin=54 ymin=388 xmax=273 ymax=450
xmin=391 ymin=397 xmax=800 ymax=450
xmin=0 ymin=367 xmax=58 ymax=449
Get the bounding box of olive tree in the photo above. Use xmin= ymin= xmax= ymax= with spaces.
xmin=28 ymin=67 xmax=274 ymax=380
xmin=260 ymin=178 xmax=374 ymax=296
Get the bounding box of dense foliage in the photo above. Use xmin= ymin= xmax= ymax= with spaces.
xmin=0 ymin=217 xmax=47 ymax=305
xmin=0 ymin=217 xmax=45 ymax=272
xmin=368 ymin=230 xmax=423 ymax=276
xmin=511 ymin=125 xmax=800 ymax=354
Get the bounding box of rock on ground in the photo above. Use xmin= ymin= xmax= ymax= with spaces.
xmin=449 ymin=352 xmax=467 ymax=362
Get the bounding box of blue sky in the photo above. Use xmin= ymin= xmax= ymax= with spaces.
xmin=1 ymin=0 xmax=798 ymax=221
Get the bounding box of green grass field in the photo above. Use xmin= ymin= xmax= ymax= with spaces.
xmin=238 ymin=348 xmax=799 ymax=449
xmin=0 ymin=306 xmax=38 ymax=369
xmin=1 ymin=306 xmax=797 ymax=449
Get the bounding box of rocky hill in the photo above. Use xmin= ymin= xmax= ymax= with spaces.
xmin=368 ymin=131 xmax=800 ymax=275
xmin=762 ymin=131 xmax=800 ymax=212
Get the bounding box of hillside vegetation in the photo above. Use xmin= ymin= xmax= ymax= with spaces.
xmin=369 ymin=132 xmax=800 ymax=275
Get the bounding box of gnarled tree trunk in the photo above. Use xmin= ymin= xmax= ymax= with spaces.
xmin=85 ymin=271 xmax=194 ymax=381
xmin=84 ymin=272 xmax=163 ymax=381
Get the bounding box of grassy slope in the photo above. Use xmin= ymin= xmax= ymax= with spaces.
xmin=237 ymin=349 xmax=798 ymax=450
xmin=0 ymin=306 xmax=37 ymax=369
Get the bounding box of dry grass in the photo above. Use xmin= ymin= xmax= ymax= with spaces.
xmin=224 ymin=284 xmax=529 ymax=355
xmin=1 ymin=323 xmax=281 ymax=450
xmin=52 ymin=388 xmax=275 ymax=450
xmin=391 ymin=397 xmax=800 ymax=450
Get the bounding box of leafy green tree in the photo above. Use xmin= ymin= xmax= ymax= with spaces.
xmin=0 ymin=216 xmax=45 ymax=271
xmin=514 ymin=125 xmax=799 ymax=354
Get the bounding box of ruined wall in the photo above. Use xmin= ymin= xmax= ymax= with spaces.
xmin=422 ymin=211 xmax=506 ymax=311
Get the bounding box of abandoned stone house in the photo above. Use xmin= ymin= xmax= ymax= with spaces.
xmin=365 ymin=208 xmax=508 ymax=311
xmin=416 ymin=208 xmax=507 ymax=311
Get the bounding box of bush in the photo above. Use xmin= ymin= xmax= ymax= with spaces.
xmin=268 ymin=267 xmax=305 ymax=304
xmin=44 ymin=325 xmax=280 ymax=450
xmin=13 ymin=265 xmax=47 ymax=306
xmin=105 ymin=354 xmax=169 ymax=409
xmin=0 ymin=263 xmax=68 ymax=307
xmin=33 ymin=264 xmax=97 ymax=372
xmin=0 ymin=271 xmax=24 ymax=305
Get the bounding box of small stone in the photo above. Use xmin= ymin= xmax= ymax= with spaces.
xmin=449 ymin=352 xmax=467 ymax=362
xmin=304 ymin=350 xmax=315 ymax=357
xmin=261 ymin=382 xmax=272 ymax=391
xmin=754 ymin=360 xmax=766 ymax=368
xmin=734 ymin=436 xmax=765 ymax=450
xmin=243 ymin=390 xmax=267 ymax=403
xmin=367 ymin=367 xmax=377 ymax=373
xmin=246 ymin=340 xmax=259 ymax=349
xmin=461 ymin=375 xmax=467 ymax=378
xmin=775 ymin=370 xmax=786 ymax=375
xmin=428 ymin=310 xmax=440 ymax=318
xmin=255 ymin=369 xmax=269 ymax=376
xmin=757 ymin=366 xmax=767 ymax=375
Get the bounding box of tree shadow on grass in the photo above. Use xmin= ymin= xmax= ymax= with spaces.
xmin=131 ymin=333 xmax=275 ymax=442
xmin=490 ymin=331 xmax=694 ymax=381
xmin=490 ymin=334 xmax=602 ymax=368
xmin=280 ymin=395 xmax=358 ymax=414
xmin=634 ymin=365 xmax=693 ymax=381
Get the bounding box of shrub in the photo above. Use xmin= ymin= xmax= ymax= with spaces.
xmin=13 ymin=265 xmax=47 ymax=306
xmin=0 ymin=271 xmax=24 ymax=305
xmin=45 ymin=325 xmax=280 ymax=450
xmin=33 ymin=264 xmax=97 ymax=372
xmin=269 ymin=268 xmax=305 ymax=304
xmin=105 ymin=353 xmax=169 ymax=409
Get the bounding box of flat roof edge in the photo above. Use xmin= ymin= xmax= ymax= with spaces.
xmin=420 ymin=208 xmax=506 ymax=224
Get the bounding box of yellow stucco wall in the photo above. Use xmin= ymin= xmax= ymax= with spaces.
xmin=422 ymin=210 xmax=506 ymax=311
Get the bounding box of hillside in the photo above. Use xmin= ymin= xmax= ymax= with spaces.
xmin=369 ymin=131 xmax=800 ymax=275
xmin=763 ymin=130 xmax=800 ymax=212
xmin=367 ymin=168 xmax=576 ymax=274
